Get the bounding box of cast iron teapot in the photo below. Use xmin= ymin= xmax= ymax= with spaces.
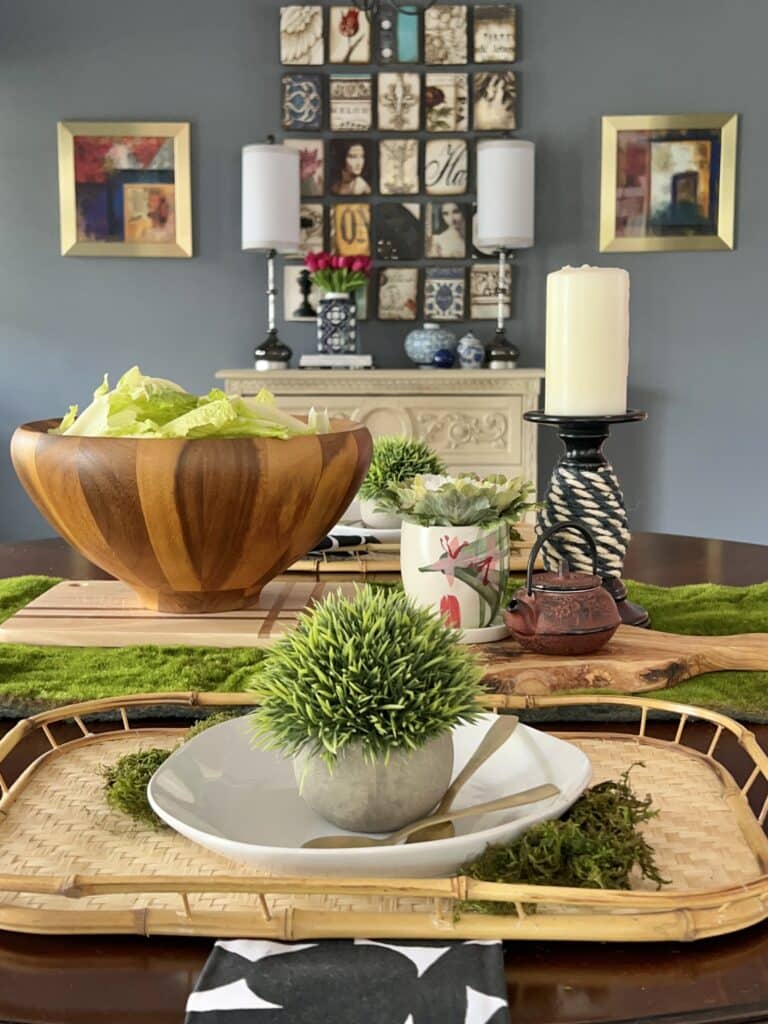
xmin=504 ymin=520 xmax=621 ymax=655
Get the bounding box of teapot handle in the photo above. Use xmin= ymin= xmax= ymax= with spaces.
xmin=526 ymin=520 xmax=599 ymax=596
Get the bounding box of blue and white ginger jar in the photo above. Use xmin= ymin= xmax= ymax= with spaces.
xmin=404 ymin=323 xmax=456 ymax=368
xmin=457 ymin=330 xmax=485 ymax=370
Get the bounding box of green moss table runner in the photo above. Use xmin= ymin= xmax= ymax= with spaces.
xmin=1 ymin=575 xmax=768 ymax=720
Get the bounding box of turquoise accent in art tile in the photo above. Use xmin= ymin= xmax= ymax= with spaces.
xmin=397 ymin=9 xmax=420 ymax=62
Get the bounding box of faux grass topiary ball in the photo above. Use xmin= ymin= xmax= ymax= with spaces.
xmin=358 ymin=436 xmax=447 ymax=500
xmin=249 ymin=586 xmax=485 ymax=767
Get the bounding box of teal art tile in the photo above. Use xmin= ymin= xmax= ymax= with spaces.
xmin=397 ymin=9 xmax=420 ymax=62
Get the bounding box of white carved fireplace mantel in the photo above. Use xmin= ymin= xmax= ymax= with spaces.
xmin=215 ymin=369 xmax=544 ymax=486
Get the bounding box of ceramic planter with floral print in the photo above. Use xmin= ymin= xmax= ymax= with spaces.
xmin=376 ymin=472 xmax=536 ymax=631
xmin=401 ymin=521 xmax=509 ymax=629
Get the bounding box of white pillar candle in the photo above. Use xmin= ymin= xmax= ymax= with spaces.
xmin=545 ymin=265 xmax=629 ymax=416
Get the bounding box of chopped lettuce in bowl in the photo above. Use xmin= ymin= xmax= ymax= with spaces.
xmin=50 ymin=367 xmax=330 ymax=439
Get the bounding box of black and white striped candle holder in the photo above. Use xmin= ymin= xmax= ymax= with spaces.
xmin=523 ymin=410 xmax=649 ymax=628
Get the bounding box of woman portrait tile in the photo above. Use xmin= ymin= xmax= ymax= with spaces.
xmin=328 ymin=138 xmax=375 ymax=195
xmin=425 ymin=201 xmax=468 ymax=258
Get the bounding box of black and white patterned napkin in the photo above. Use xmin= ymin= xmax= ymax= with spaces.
xmin=186 ymin=938 xmax=508 ymax=1023
xmin=307 ymin=523 xmax=401 ymax=555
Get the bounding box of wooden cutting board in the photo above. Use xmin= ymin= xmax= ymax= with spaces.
xmin=476 ymin=626 xmax=768 ymax=696
xmin=0 ymin=579 xmax=360 ymax=648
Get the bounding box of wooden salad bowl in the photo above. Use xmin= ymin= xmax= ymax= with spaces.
xmin=10 ymin=418 xmax=372 ymax=613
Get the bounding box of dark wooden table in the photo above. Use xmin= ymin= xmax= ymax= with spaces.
xmin=1 ymin=532 xmax=768 ymax=1024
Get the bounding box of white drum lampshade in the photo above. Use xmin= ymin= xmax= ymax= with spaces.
xmin=241 ymin=143 xmax=300 ymax=252
xmin=476 ymin=139 xmax=535 ymax=250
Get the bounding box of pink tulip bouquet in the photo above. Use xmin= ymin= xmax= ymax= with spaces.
xmin=305 ymin=251 xmax=372 ymax=294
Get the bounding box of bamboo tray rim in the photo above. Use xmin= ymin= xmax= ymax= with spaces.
xmin=2 ymin=691 xmax=768 ymax=942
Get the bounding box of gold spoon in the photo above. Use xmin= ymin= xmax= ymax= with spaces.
xmin=406 ymin=714 xmax=519 ymax=844
xmin=302 ymin=783 xmax=560 ymax=849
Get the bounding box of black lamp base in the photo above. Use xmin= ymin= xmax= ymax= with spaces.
xmin=486 ymin=328 xmax=519 ymax=370
xmin=254 ymin=329 xmax=292 ymax=372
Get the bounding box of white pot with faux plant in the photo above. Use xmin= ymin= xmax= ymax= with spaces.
xmin=358 ymin=436 xmax=446 ymax=530
xmin=249 ymin=586 xmax=484 ymax=833
xmin=377 ymin=474 xmax=536 ymax=633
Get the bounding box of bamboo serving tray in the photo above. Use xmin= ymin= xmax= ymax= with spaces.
xmin=1 ymin=692 xmax=768 ymax=942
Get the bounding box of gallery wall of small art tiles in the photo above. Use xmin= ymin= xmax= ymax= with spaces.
xmin=279 ymin=3 xmax=518 ymax=324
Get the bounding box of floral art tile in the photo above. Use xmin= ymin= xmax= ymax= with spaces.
xmin=284 ymin=138 xmax=324 ymax=196
xmin=328 ymin=6 xmax=371 ymax=63
xmin=424 ymin=266 xmax=466 ymax=321
xmin=378 ymin=72 xmax=421 ymax=132
xmin=425 ymin=73 xmax=468 ymax=133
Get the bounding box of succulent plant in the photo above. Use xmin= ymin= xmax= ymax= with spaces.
xmin=359 ymin=436 xmax=447 ymax=501
xmin=249 ymin=586 xmax=484 ymax=767
xmin=376 ymin=473 xmax=537 ymax=532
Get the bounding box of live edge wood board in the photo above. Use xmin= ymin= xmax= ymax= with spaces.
xmin=3 ymin=580 xmax=768 ymax=696
xmin=478 ymin=628 xmax=768 ymax=696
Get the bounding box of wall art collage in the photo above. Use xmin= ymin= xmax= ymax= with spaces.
xmin=279 ymin=3 xmax=519 ymax=322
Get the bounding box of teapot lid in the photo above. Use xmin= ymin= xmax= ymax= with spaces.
xmin=531 ymin=560 xmax=602 ymax=592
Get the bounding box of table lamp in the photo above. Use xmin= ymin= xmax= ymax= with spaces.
xmin=242 ymin=139 xmax=300 ymax=371
xmin=475 ymin=139 xmax=535 ymax=368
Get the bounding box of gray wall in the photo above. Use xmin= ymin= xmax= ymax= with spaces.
xmin=1 ymin=0 xmax=765 ymax=544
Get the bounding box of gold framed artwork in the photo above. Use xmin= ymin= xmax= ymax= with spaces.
xmin=599 ymin=113 xmax=738 ymax=252
xmin=57 ymin=121 xmax=192 ymax=258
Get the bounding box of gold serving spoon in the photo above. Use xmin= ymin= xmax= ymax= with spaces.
xmin=302 ymin=783 xmax=560 ymax=850
xmin=406 ymin=714 xmax=520 ymax=844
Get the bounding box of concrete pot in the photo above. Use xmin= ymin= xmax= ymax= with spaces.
xmin=359 ymin=497 xmax=401 ymax=530
xmin=293 ymin=732 xmax=453 ymax=833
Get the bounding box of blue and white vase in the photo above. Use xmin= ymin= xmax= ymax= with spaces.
xmin=404 ymin=323 xmax=456 ymax=368
xmin=317 ymin=292 xmax=357 ymax=354
xmin=457 ymin=330 xmax=486 ymax=370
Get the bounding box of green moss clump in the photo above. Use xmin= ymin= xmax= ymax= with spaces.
xmin=102 ymin=748 xmax=172 ymax=829
xmin=460 ymin=768 xmax=668 ymax=914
